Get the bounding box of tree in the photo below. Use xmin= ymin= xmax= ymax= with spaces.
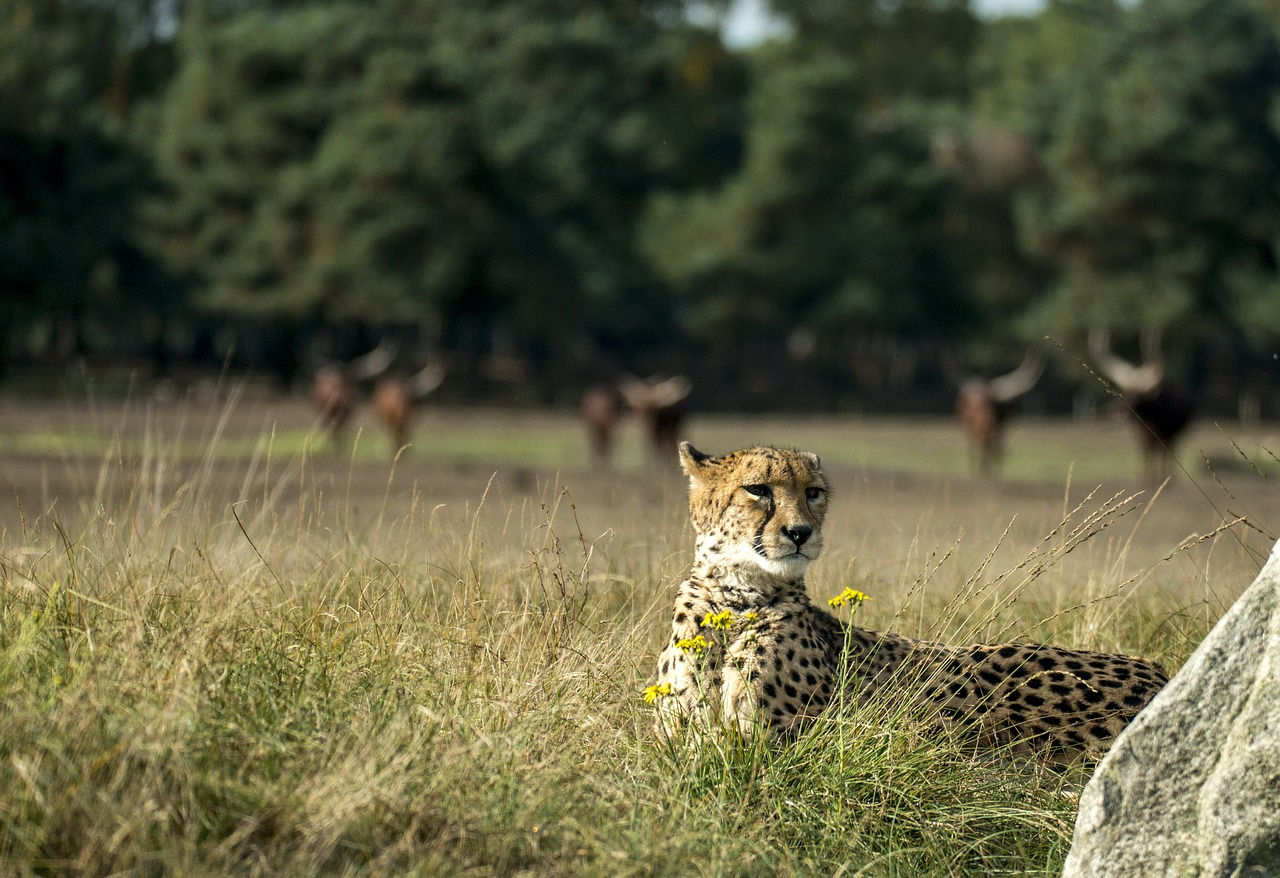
xmin=1012 ymin=0 xmax=1280 ymax=343
xmin=147 ymin=7 xmax=411 ymax=321
xmin=641 ymin=44 xmax=968 ymax=345
xmin=943 ymin=1 xmax=1129 ymax=346
xmin=973 ymin=0 xmax=1124 ymax=143
xmin=417 ymin=0 xmax=747 ymax=359
xmin=144 ymin=0 xmax=747 ymax=390
xmin=765 ymin=0 xmax=980 ymax=107
xmin=0 ymin=0 xmax=174 ymax=367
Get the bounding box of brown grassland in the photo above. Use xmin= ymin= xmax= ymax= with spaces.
xmin=0 ymin=388 xmax=1276 ymax=876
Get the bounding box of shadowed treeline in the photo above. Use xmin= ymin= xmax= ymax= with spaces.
xmin=3 ymin=0 xmax=1280 ymax=416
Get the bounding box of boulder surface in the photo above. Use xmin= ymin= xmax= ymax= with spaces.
xmin=1061 ymin=538 xmax=1280 ymax=877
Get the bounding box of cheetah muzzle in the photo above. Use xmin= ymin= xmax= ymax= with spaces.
xmin=649 ymin=442 xmax=1168 ymax=763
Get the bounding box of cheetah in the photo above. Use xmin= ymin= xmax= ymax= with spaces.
xmin=650 ymin=443 xmax=1168 ymax=763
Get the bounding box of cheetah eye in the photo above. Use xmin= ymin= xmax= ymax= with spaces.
xmin=742 ymin=484 xmax=771 ymax=499
xmin=805 ymin=487 xmax=825 ymax=501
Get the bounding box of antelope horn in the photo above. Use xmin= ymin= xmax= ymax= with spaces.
xmin=347 ymin=340 xmax=398 ymax=381
xmin=1089 ymin=330 xmax=1163 ymax=395
xmin=410 ymin=361 xmax=446 ymax=398
xmin=618 ymin=376 xmax=649 ymax=409
xmin=987 ymin=353 xmax=1045 ymax=403
xmin=646 ymin=375 xmax=692 ymax=408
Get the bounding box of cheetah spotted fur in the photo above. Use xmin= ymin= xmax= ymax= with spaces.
xmin=650 ymin=443 xmax=1168 ymax=762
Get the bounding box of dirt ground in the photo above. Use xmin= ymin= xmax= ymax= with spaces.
xmin=0 ymin=392 xmax=1276 ymax=635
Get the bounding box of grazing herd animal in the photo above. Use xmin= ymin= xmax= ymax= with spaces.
xmin=950 ymin=335 xmax=1198 ymax=481
xmin=954 ymin=353 xmax=1044 ymax=475
xmin=317 ymin=333 xmax=1197 ymax=480
xmin=372 ymin=361 xmax=446 ymax=453
xmin=619 ymin=375 xmax=692 ymax=459
xmin=1089 ymin=331 xmax=1196 ymax=480
xmin=582 ymin=374 xmax=692 ymax=466
xmin=311 ymin=350 xmax=695 ymax=465
xmin=310 ymin=340 xmax=398 ymax=450
xmin=310 ymin=342 xmax=445 ymax=455
xmin=580 ymin=385 xmax=625 ymax=465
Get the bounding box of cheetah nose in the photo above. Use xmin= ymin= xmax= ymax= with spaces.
xmin=782 ymin=525 xmax=812 ymax=547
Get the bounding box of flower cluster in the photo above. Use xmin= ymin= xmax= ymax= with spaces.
xmin=674 ymin=634 xmax=710 ymax=655
xmin=701 ymin=609 xmax=735 ymax=631
xmin=642 ymin=682 xmax=673 ymax=703
xmin=742 ymin=611 xmax=759 ymax=624
xmin=827 ymin=587 xmax=870 ymax=608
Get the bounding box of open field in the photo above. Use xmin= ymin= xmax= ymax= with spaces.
xmin=0 ymin=390 xmax=1276 ymax=875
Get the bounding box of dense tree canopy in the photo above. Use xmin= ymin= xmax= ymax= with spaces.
xmin=1011 ymin=0 xmax=1280 ymax=344
xmin=0 ymin=0 xmax=173 ymax=355
xmin=769 ymin=0 xmax=979 ymax=105
xmin=2 ymin=0 xmax=1279 ymax=408
xmin=642 ymin=43 xmax=967 ymax=343
xmin=144 ymin=0 xmax=746 ymax=381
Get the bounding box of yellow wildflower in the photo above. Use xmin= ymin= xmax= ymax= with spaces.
xmin=701 ymin=610 xmax=735 ymax=631
xmin=674 ymin=634 xmax=711 ymax=654
xmin=642 ymin=682 xmax=673 ymax=704
xmin=743 ymin=611 xmax=759 ymax=624
xmin=827 ymin=587 xmax=870 ymax=608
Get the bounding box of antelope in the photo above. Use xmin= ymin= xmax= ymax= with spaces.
xmin=955 ymin=353 xmax=1045 ymax=475
xmin=580 ymin=385 xmax=624 ymax=466
xmin=1088 ymin=330 xmax=1195 ymax=481
xmin=619 ymin=374 xmax=692 ymax=459
xmin=371 ymin=361 xmax=446 ymax=455
xmin=310 ymin=340 xmax=397 ymax=449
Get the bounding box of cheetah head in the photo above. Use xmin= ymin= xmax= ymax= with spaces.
xmin=678 ymin=442 xmax=829 ymax=580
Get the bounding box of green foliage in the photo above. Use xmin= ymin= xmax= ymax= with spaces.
xmin=974 ymin=0 xmax=1125 ymax=141
xmin=144 ymin=0 xmax=747 ymax=357
xmin=1010 ymin=0 xmax=1280 ymax=341
xmin=643 ymin=44 xmax=969 ymax=343
xmin=1 ymin=406 xmax=1250 ymax=875
xmin=147 ymin=6 xmax=417 ymax=319
xmin=421 ymin=1 xmax=747 ymax=341
xmin=7 ymin=0 xmax=1280 ymax=388
xmin=653 ymin=711 xmax=1080 ymax=875
xmin=0 ymin=0 xmax=174 ymax=337
xmin=768 ymin=0 xmax=980 ymax=106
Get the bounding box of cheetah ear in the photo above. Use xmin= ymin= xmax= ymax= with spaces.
xmin=801 ymin=450 xmax=821 ymax=469
xmin=678 ymin=441 xmax=713 ymax=481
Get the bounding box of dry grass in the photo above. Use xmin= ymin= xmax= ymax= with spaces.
xmin=0 ymin=391 xmax=1274 ymax=875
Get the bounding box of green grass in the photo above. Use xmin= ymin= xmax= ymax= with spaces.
xmin=0 ymin=535 xmax=1083 ymax=876
xmin=0 ymin=397 xmax=1269 ymax=876
xmin=0 ymin=417 xmax=625 ymax=471
xmin=2 ymin=395 xmax=1274 ymax=485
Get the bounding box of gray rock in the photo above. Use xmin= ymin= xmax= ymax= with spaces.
xmin=1062 ymin=539 xmax=1280 ymax=878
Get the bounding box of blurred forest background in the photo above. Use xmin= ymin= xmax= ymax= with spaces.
xmin=3 ymin=0 xmax=1280 ymax=416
